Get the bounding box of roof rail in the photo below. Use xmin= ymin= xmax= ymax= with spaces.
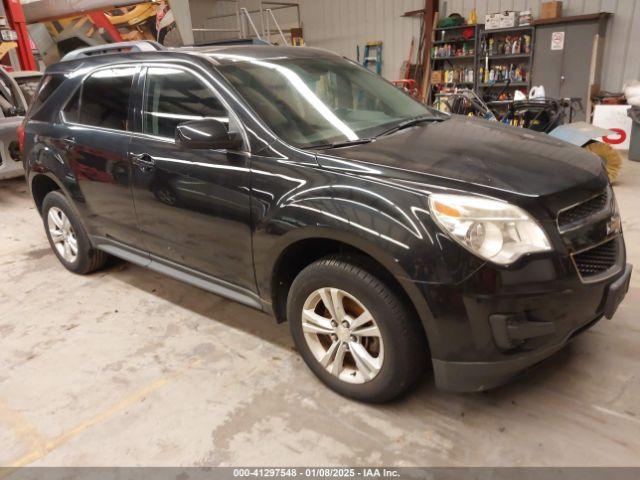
xmin=61 ymin=41 xmax=166 ymax=62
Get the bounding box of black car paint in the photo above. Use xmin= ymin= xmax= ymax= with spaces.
xmin=23 ymin=46 xmax=630 ymax=392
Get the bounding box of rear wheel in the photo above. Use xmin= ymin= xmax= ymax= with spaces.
xmin=42 ymin=191 xmax=108 ymax=274
xmin=287 ymin=256 xmax=428 ymax=402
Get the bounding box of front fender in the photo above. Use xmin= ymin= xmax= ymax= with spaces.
xmin=250 ymin=162 xmax=485 ymax=352
xmin=254 ymin=174 xmax=484 ymax=287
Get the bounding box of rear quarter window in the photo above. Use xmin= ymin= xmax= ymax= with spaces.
xmin=17 ymin=77 xmax=42 ymax=105
xmin=28 ymin=74 xmax=65 ymax=120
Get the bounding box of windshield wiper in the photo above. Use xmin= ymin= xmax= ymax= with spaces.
xmin=375 ymin=115 xmax=446 ymax=138
xmin=308 ymin=138 xmax=375 ymax=150
xmin=305 ymin=115 xmax=447 ymax=150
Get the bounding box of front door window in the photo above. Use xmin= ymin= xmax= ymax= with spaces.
xmin=143 ymin=67 xmax=229 ymax=139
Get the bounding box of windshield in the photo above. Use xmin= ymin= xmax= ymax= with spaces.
xmin=214 ymin=53 xmax=438 ymax=148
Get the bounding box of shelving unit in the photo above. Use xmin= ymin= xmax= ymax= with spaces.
xmin=476 ymin=25 xmax=535 ymax=100
xmin=428 ymin=23 xmax=479 ymax=106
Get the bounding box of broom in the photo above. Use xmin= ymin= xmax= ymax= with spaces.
xmin=584 ymin=141 xmax=623 ymax=183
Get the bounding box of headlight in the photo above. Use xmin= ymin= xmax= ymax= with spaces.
xmin=429 ymin=194 xmax=552 ymax=265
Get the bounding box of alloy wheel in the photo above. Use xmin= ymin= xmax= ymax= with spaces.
xmin=301 ymin=287 xmax=384 ymax=384
xmin=48 ymin=207 xmax=78 ymax=263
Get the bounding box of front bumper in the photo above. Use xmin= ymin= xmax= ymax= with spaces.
xmin=433 ymin=315 xmax=600 ymax=392
xmin=424 ymin=260 xmax=632 ymax=393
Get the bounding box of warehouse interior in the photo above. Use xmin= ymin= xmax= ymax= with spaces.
xmin=1 ymin=0 xmax=639 ymax=474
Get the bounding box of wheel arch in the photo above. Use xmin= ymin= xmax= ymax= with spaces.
xmin=267 ymin=229 xmax=437 ymax=354
xmin=29 ymin=172 xmax=89 ymax=234
xmin=30 ymin=172 xmax=64 ymax=214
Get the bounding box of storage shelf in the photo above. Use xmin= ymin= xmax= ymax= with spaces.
xmin=436 ymin=24 xmax=479 ymax=31
xmin=483 ymin=53 xmax=532 ymax=60
xmin=432 ymin=81 xmax=474 ymax=85
xmin=476 ymin=25 xmax=535 ymax=98
xmin=433 ymin=55 xmax=475 ymax=61
xmin=479 ymin=82 xmax=529 ymax=87
xmin=433 ymin=39 xmax=475 ymax=45
xmin=428 ymin=21 xmax=537 ymax=104
xmin=482 ymin=25 xmax=534 ymax=34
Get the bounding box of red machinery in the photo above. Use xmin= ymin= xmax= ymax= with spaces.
xmin=3 ymin=0 xmax=128 ymax=72
xmin=3 ymin=0 xmax=37 ymax=70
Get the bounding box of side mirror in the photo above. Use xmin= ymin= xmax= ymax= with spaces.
xmin=175 ymin=118 xmax=243 ymax=151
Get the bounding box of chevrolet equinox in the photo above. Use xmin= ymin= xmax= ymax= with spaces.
xmin=21 ymin=42 xmax=632 ymax=402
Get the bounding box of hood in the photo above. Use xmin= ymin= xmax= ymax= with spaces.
xmin=316 ymin=115 xmax=604 ymax=197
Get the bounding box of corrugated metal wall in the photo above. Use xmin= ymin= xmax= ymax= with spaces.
xmin=297 ymin=0 xmax=639 ymax=91
xmin=298 ymin=0 xmax=426 ymax=81
xmin=188 ymin=0 xmax=640 ymax=91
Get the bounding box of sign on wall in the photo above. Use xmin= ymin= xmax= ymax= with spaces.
xmin=551 ymin=31 xmax=565 ymax=50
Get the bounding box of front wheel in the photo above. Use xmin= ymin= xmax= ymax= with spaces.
xmin=287 ymin=256 xmax=428 ymax=402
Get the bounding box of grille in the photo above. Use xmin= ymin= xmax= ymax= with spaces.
xmin=573 ymin=238 xmax=618 ymax=278
xmin=558 ymin=192 xmax=608 ymax=229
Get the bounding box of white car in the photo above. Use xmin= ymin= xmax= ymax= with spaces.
xmin=0 ymin=69 xmax=42 ymax=180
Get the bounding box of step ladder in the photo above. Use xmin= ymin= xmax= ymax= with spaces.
xmin=362 ymin=41 xmax=382 ymax=75
xmin=193 ymin=1 xmax=302 ymax=46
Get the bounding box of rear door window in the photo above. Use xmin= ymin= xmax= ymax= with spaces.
xmin=142 ymin=66 xmax=228 ymax=138
xmin=77 ymin=67 xmax=136 ymax=131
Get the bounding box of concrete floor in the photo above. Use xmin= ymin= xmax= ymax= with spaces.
xmin=1 ymin=161 xmax=639 ymax=468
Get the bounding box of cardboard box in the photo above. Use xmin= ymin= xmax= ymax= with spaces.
xmin=499 ymin=11 xmax=518 ymax=28
xmin=518 ymin=10 xmax=532 ymax=25
xmin=431 ymin=70 xmax=444 ymax=84
xmin=485 ymin=13 xmax=500 ymax=30
xmin=0 ymin=29 xmax=17 ymax=41
xmin=540 ymin=1 xmax=563 ymax=20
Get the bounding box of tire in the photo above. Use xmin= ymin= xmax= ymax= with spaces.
xmin=42 ymin=191 xmax=108 ymax=274
xmin=287 ymin=256 xmax=428 ymax=403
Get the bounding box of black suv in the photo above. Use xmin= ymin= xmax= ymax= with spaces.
xmin=22 ymin=42 xmax=632 ymax=402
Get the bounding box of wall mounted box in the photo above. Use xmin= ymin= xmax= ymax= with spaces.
xmin=0 ymin=29 xmax=17 ymax=41
xmin=485 ymin=14 xmax=500 ymax=30
xmin=519 ymin=11 xmax=533 ymax=26
xmin=499 ymin=11 xmax=518 ymax=28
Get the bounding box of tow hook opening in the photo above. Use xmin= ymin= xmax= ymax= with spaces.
xmin=489 ymin=313 xmax=556 ymax=350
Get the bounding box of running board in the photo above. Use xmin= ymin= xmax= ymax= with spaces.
xmin=93 ymin=237 xmax=263 ymax=310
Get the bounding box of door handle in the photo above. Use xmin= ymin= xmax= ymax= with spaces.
xmin=130 ymin=152 xmax=156 ymax=171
